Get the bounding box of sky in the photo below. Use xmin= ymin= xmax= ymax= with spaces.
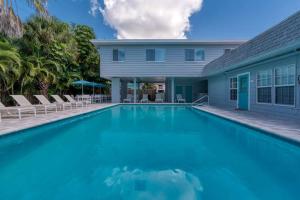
xmin=15 ymin=0 xmax=300 ymax=40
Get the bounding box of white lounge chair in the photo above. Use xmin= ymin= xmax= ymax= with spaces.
xmin=123 ymin=94 xmax=133 ymax=103
xmin=51 ymin=95 xmax=73 ymax=110
xmin=155 ymin=93 xmax=164 ymax=103
xmin=176 ymin=94 xmax=186 ymax=103
xmin=11 ymin=95 xmax=56 ymax=115
xmin=140 ymin=94 xmax=149 ymax=103
xmin=34 ymin=95 xmax=58 ymax=113
xmin=76 ymin=95 xmax=92 ymax=105
xmin=1 ymin=98 xmax=36 ymax=119
xmin=64 ymin=95 xmax=84 ymax=108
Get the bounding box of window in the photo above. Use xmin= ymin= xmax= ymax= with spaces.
xmin=112 ymin=48 xmax=125 ymax=61
xmin=224 ymin=49 xmax=231 ymax=54
xmin=155 ymin=48 xmax=165 ymax=62
xmin=230 ymin=77 xmax=237 ymax=100
xmin=185 ymin=48 xmax=205 ymax=61
xmin=274 ymin=65 xmax=295 ymax=105
xmin=146 ymin=48 xmax=165 ymax=61
xmin=146 ymin=49 xmax=155 ymax=61
xmin=257 ymin=70 xmax=272 ymax=103
xmin=185 ymin=49 xmax=194 ymax=61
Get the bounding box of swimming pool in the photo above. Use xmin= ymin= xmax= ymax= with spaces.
xmin=0 ymin=105 xmax=299 ymax=200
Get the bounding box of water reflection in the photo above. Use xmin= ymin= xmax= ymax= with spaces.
xmin=104 ymin=167 xmax=203 ymax=200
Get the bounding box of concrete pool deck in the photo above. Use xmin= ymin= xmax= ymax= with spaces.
xmin=193 ymin=105 xmax=300 ymax=144
xmin=1 ymin=103 xmax=299 ymax=144
xmin=0 ymin=104 xmax=117 ymax=136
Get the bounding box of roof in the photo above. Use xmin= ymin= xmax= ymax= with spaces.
xmin=202 ymin=11 xmax=300 ymax=76
xmin=91 ymin=39 xmax=245 ymax=46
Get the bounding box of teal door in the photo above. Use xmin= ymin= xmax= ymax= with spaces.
xmin=185 ymin=86 xmax=193 ymax=103
xmin=238 ymin=74 xmax=249 ymax=110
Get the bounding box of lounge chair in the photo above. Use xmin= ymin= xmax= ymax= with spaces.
xmin=76 ymin=95 xmax=92 ymax=105
xmin=155 ymin=93 xmax=164 ymax=103
xmin=11 ymin=95 xmax=56 ymax=115
xmin=64 ymin=95 xmax=84 ymax=108
xmin=123 ymin=94 xmax=133 ymax=103
xmin=1 ymin=98 xmax=36 ymax=119
xmin=176 ymin=94 xmax=186 ymax=103
xmin=33 ymin=95 xmax=58 ymax=113
xmin=140 ymin=94 xmax=149 ymax=103
xmin=51 ymin=95 xmax=73 ymax=110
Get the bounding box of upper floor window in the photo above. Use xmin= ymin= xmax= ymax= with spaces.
xmin=185 ymin=48 xmax=205 ymax=61
xmin=229 ymin=77 xmax=237 ymax=101
xmin=274 ymin=65 xmax=295 ymax=105
xmin=224 ymin=49 xmax=232 ymax=54
xmin=113 ymin=48 xmax=125 ymax=61
xmin=146 ymin=48 xmax=165 ymax=62
xmin=257 ymin=70 xmax=272 ymax=103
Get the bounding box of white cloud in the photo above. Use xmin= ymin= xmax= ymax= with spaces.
xmin=90 ymin=0 xmax=203 ymax=39
xmin=89 ymin=0 xmax=101 ymax=16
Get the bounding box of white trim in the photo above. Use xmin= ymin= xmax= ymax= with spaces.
xmin=237 ymin=72 xmax=251 ymax=111
xmin=92 ymin=39 xmax=246 ymax=46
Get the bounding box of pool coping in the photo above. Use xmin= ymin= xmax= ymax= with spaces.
xmin=192 ymin=106 xmax=300 ymax=146
xmin=0 ymin=104 xmax=118 ymax=137
xmin=2 ymin=103 xmax=299 ymax=146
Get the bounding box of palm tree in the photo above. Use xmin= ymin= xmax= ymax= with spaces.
xmin=0 ymin=39 xmax=21 ymax=93
xmin=26 ymin=0 xmax=49 ymax=15
xmin=25 ymin=55 xmax=59 ymax=96
xmin=0 ymin=0 xmax=49 ymax=38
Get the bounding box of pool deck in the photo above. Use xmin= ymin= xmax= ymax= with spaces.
xmin=193 ymin=105 xmax=300 ymax=144
xmin=0 ymin=104 xmax=117 ymax=136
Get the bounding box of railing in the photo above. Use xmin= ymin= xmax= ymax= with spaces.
xmin=75 ymin=95 xmax=111 ymax=104
xmin=191 ymin=95 xmax=209 ymax=106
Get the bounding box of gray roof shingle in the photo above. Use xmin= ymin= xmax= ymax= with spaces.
xmin=203 ymin=11 xmax=300 ymax=76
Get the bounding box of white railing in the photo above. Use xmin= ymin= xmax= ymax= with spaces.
xmin=191 ymin=95 xmax=209 ymax=106
xmin=75 ymin=95 xmax=111 ymax=104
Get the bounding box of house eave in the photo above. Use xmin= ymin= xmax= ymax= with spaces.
xmin=91 ymin=39 xmax=246 ymax=47
xmin=204 ymin=39 xmax=300 ymax=77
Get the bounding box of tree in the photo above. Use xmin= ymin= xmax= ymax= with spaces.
xmin=18 ymin=16 xmax=80 ymax=95
xmin=0 ymin=15 xmax=106 ymax=100
xmin=73 ymin=25 xmax=100 ymax=81
xmin=26 ymin=0 xmax=49 ymax=16
xmin=0 ymin=0 xmax=49 ymax=38
xmin=0 ymin=37 xmax=21 ymax=93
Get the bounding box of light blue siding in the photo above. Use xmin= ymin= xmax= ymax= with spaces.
xmin=208 ymin=53 xmax=300 ymax=119
xmin=99 ymin=44 xmax=239 ymax=78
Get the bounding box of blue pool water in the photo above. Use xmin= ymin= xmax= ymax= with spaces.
xmin=0 ymin=105 xmax=300 ymax=200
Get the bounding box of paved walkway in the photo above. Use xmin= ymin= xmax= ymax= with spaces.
xmin=193 ymin=105 xmax=300 ymax=143
xmin=0 ymin=104 xmax=116 ymax=136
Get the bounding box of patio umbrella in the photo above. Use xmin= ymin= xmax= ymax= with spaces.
xmin=72 ymin=80 xmax=105 ymax=95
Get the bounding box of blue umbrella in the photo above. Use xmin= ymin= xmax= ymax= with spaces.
xmin=72 ymin=80 xmax=105 ymax=95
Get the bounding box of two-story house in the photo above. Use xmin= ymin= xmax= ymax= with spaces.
xmin=93 ymin=39 xmax=243 ymax=103
xmin=93 ymin=11 xmax=300 ymax=120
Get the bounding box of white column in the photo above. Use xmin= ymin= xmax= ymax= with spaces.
xmin=171 ymin=77 xmax=175 ymax=103
xmin=133 ymin=78 xmax=137 ymax=103
xmin=111 ymin=78 xmax=121 ymax=103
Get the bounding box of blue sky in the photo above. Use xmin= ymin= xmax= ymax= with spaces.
xmin=16 ymin=0 xmax=300 ymax=40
